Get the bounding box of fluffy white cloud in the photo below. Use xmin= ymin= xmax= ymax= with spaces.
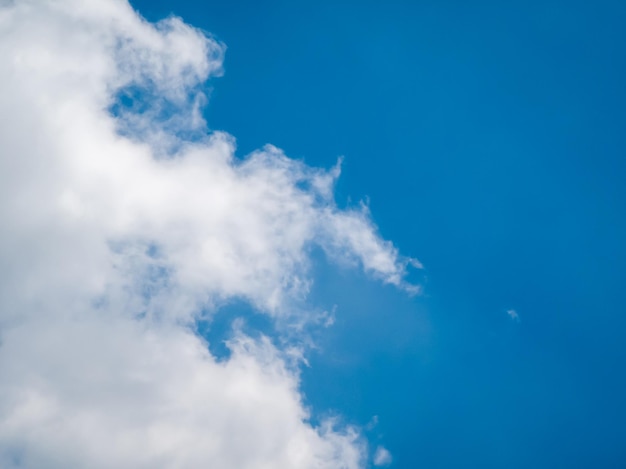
xmin=0 ymin=319 xmax=365 ymax=468
xmin=0 ymin=1 xmax=417 ymax=467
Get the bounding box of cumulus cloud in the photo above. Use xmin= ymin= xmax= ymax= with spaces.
xmin=373 ymin=446 xmax=393 ymax=466
xmin=0 ymin=0 xmax=417 ymax=467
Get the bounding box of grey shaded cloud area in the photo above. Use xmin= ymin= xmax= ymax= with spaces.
xmin=0 ymin=1 xmax=417 ymax=467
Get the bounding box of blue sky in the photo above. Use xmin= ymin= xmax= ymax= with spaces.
xmin=2 ymin=0 xmax=625 ymax=467
xmin=127 ymin=1 xmax=626 ymax=467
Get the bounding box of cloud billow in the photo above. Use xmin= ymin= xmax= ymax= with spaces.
xmin=0 ymin=1 xmax=417 ymax=467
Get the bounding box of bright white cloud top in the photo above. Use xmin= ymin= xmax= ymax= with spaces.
xmin=0 ymin=1 xmax=416 ymax=467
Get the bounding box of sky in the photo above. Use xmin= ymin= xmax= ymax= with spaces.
xmin=1 ymin=0 xmax=625 ymax=468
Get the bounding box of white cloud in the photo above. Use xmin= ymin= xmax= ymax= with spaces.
xmin=373 ymin=446 xmax=393 ymax=466
xmin=0 ymin=1 xmax=419 ymax=468
xmin=507 ymin=309 xmax=520 ymax=322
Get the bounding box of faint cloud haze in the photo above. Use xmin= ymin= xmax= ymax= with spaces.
xmin=507 ymin=309 xmax=520 ymax=322
xmin=373 ymin=446 xmax=393 ymax=466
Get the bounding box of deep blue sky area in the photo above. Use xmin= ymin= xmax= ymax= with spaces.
xmin=132 ymin=1 xmax=626 ymax=467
